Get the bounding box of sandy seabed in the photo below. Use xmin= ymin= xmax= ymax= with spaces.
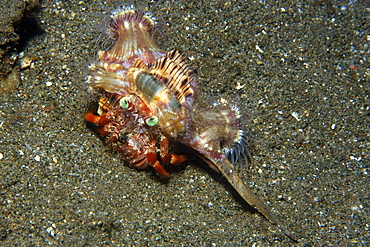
xmin=1 ymin=0 xmax=368 ymax=246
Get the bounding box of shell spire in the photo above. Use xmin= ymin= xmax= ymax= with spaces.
xmin=148 ymin=49 xmax=197 ymax=108
xmin=127 ymin=50 xmax=198 ymax=137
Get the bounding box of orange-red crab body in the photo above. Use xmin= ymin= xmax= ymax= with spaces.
xmin=85 ymin=92 xmax=185 ymax=177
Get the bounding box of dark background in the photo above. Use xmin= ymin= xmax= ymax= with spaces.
xmin=1 ymin=0 xmax=368 ymax=245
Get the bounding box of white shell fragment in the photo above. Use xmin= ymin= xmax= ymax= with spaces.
xmin=291 ymin=112 xmax=301 ymax=121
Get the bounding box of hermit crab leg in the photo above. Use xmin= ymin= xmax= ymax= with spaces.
xmin=85 ymin=109 xmax=101 ymax=124
xmin=198 ymin=155 xmax=298 ymax=242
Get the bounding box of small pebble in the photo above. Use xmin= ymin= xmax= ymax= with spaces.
xmin=34 ymin=155 xmax=41 ymax=162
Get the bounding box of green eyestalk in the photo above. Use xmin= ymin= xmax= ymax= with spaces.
xmin=146 ymin=116 xmax=158 ymax=126
xmin=119 ymin=97 xmax=130 ymax=109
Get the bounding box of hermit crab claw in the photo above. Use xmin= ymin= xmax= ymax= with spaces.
xmin=195 ymin=153 xmax=298 ymax=242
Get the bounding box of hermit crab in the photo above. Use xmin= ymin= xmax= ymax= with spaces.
xmin=84 ymin=6 xmax=296 ymax=241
